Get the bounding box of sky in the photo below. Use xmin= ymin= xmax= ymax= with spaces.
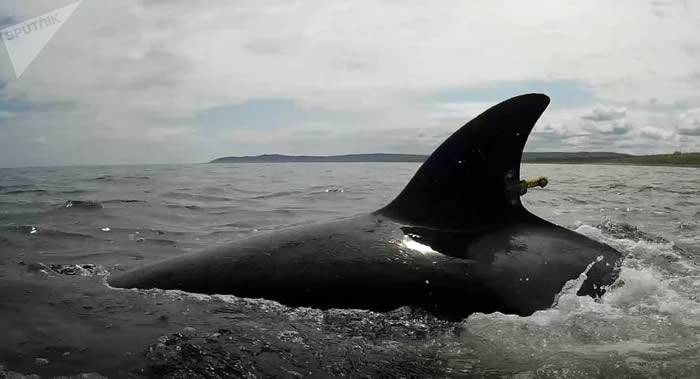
xmin=0 ymin=0 xmax=699 ymax=168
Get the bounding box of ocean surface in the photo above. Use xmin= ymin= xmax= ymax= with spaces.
xmin=0 ymin=163 xmax=698 ymax=378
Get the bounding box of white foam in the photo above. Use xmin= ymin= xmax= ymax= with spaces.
xmin=463 ymin=223 xmax=700 ymax=360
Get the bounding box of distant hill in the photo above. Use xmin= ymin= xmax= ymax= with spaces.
xmin=210 ymin=153 xmax=426 ymax=163
xmin=522 ymin=152 xmax=632 ymax=162
xmin=211 ymin=152 xmax=630 ymax=164
xmin=612 ymin=152 xmax=700 ymax=167
xmin=210 ymin=152 xmax=700 ymax=167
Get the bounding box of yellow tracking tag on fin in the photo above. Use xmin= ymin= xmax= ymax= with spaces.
xmin=519 ymin=176 xmax=548 ymax=195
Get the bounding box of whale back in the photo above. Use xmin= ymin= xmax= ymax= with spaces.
xmin=378 ymin=93 xmax=550 ymax=229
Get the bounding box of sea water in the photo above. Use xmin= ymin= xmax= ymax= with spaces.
xmin=0 ymin=163 xmax=698 ymax=377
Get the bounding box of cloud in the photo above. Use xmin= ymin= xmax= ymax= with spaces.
xmin=676 ymin=109 xmax=700 ymax=135
xmin=0 ymin=0 xmax=699 ymax=167
xmin=639 ymin=126 xmax=675 ymax=140
xmin=427 ymin=80 xmax=593 ymax=108
xmin=679 ymin=126 xmax=700 ymax=136
xmin=581 ymin=107 xmax=627 ymax=122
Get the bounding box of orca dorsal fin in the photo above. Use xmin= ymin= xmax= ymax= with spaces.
xmin=378 ymin=93 xmax=550 ymax=229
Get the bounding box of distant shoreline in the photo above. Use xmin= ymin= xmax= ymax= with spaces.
xmin=210 ymin=152 xmax=700 ymax=167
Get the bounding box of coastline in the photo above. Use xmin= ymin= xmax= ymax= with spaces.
xmin=210 ymin=153 xmax=700 ymax=168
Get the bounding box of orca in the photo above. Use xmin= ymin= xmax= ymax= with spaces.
xmin=108 ymin=94 xmax=623 ymax=320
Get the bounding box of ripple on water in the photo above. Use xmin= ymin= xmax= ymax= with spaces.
xmin=2 ymin=189 xmax=48 ymax=195
xmin=161 ymin=192 xmax=232 ymax=202
xmin=64 ymin=200 xmax=103 ymax=209
xmin=102 ymin=199 xmax=147 ymax=204
xmin=250 ymin=190 xmax=303 ymax=199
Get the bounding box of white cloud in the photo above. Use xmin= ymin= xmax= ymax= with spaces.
xmin=0 ymin=0 xmax=699 ymax=166
xmin=581 ymin=107 xmax=627 ymax=122
xmin=676 ymin=108 xmax=700 ymax=135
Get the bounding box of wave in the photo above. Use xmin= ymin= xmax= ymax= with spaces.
xmin=42 ymin=229 xmax=100 ymax=240
xmin=162 ymin=192 xmax=232 ymax=202
xmin=251 ymin=190 xmax=303 ymax=199
xmin=637 ymin=185 xmax=657 ymax=192
xmin=2 ymin=189 xmax=48 ymax=195
xmin=608 ymin=182 xmax=627 ymax=189
xmin=461 ymin=222 xmax=699 ymax=376
xmin=564 ymin=196 xmax=589 ymax=204
xmin=64 ymin=200 xmax=103 ymax=209
xmin=59 ymin=189 xmax=90 ymax=195
xmin=0 ymin=225 xmax=39 ymax=234
xmin=21 ymin=261 xmax=108 ymax=277
xmin=251 ymin=188 xmax=345 ymax=199
xmin=95 ymin=175 xmax=150 ymax=182
xmin=102 ymin=199 xmax=147 ymax=204
xmin=0 ymin=225 xmax=98 ymax=240
xmin=308 ymin=188 xmax=345 ymax=195
xmin=48 ymin=263 xmax=108 ymax=276
xmin=593 ymin=221 xmax=668 ymax=243
xmin=222 ymin=185 xmax=260 ymax=194
xmin=138 ymin=238 xmax=178 ymax=246
xmin=221 ymin=221 xmax=257 ymax=229
xmin=164 ymin=204 xmax=204 ymax=211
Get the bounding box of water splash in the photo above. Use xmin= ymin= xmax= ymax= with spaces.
xmin=459 ymin=222 xmax=700 ymax=376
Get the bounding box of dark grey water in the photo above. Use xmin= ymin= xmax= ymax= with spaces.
xmin=0 ymin=163 xmax=698 ymax=377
